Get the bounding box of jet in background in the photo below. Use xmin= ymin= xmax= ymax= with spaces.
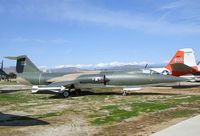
xmin=150 ymin=48 xmax=200 ymax=82
xmin=0 ymin=60 xmax=11 ymax=81
xmin=6 ymin=55 xmax=186 ymax=98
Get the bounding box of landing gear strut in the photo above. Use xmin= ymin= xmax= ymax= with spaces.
xmin=122 ymin=90 xmax=127 ymax=96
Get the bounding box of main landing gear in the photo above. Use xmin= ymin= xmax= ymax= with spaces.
xmin=61 ymin=89 xmax=82 ymax=98
xmin=62 ymin=90 xmax=70 ymax=98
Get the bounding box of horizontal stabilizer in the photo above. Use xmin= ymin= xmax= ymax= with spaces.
xmin=170 ymin=63 xmax=197 ymax=73
xmin=5 ymin=55 xmax=27 ymax=60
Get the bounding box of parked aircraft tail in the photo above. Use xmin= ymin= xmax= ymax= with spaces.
xmin=5 ymin=55 xmax=40 ymax=73
xmin=150 ymin=48 xmax=199 ymax=76
xmin=165 ymin=48 xmax=197 ymax=69
xmin=1 ymin=60 xmax=3 ymax=70
xmin=165 ymin=48 xmax=198 ymax=76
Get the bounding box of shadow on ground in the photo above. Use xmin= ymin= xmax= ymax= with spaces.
xmin=172 ymin=84 xmax=200 ymax=89
xmin=0 ymin=89 xmax=28 ymax=94
xmin=48 ymin=90 xmax=177 ymax=99
xmin=0 ymin=112 xmax=49 ymax=126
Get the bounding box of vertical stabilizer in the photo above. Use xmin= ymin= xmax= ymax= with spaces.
xmin=165 ymin=48 xmax=197 ymax=71
xmin=1 ymin=60 xmax=3 ymax=70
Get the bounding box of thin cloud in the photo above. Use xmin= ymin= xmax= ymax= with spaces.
xmin=10 ymin=37 xmax=71 ymax=44
xmin=52 ymin=61 xmax=150 ymax=69
xmin=159 ymin=0 xmax=186 ymax=10
xmin=1 ymin=0 xmax=200 ymax=34
xmin=32 ymin=0 xmax=200 ymax=34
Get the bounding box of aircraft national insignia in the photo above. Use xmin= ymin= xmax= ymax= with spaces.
xmin=162 ymin=70 xmax=170 ymax=75
xmin=93 ymin=77 xmax=102 ymax=82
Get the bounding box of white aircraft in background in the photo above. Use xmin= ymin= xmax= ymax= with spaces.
xmin=150 ymin=48 xmax=200 ymax=82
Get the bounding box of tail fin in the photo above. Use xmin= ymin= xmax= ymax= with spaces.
xmin=165 ymin=48 xmax=197 ymax=71
xmin=5 ymin=55 xmax=40 ymax=73
xmin=1 ymin=60 xmax=3 ymax=70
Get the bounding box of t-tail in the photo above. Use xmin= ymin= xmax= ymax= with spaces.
xmin=5 ymin=55 xmax=40 ymax=74
xmin=5 ymin=55 xmax=45 ymax=85
xmin=5 ymin=55 xmax=65 ymax=85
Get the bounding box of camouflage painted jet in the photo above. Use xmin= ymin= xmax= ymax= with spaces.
xmin=6 ymin=55 xmax=186 ymax=98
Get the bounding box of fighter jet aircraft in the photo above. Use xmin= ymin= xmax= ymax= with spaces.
xmin=6 ymin=55 xmax=186 ymax=98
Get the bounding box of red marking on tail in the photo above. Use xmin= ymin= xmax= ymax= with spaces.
xmin=165 ymin=50 xmax=184 ymax=72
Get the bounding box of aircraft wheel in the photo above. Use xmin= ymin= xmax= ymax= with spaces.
xmin=122 ymin=91 xmax=127 ymax=96
xmin=62 ymin=91 xmax=70 ymax=98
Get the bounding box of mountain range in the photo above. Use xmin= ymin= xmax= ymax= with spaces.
xmin=3 ymin=64 xmax=165 ymax=74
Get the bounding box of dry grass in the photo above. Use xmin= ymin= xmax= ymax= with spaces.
xmin=0 ymin=84 xmax=200 ymax=136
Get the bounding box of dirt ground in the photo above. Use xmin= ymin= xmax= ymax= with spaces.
xmin=0 ymin=82 xmax=200 ymax=136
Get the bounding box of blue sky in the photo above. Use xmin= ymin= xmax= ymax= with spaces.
xmin=0 ymin=0 xmax=200 ymax=68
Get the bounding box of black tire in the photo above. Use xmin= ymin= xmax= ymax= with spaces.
xmin=62 ymin=91 xmax=70 ymax=98
xmin=75 ymin=89 xmax=82 ymax=96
